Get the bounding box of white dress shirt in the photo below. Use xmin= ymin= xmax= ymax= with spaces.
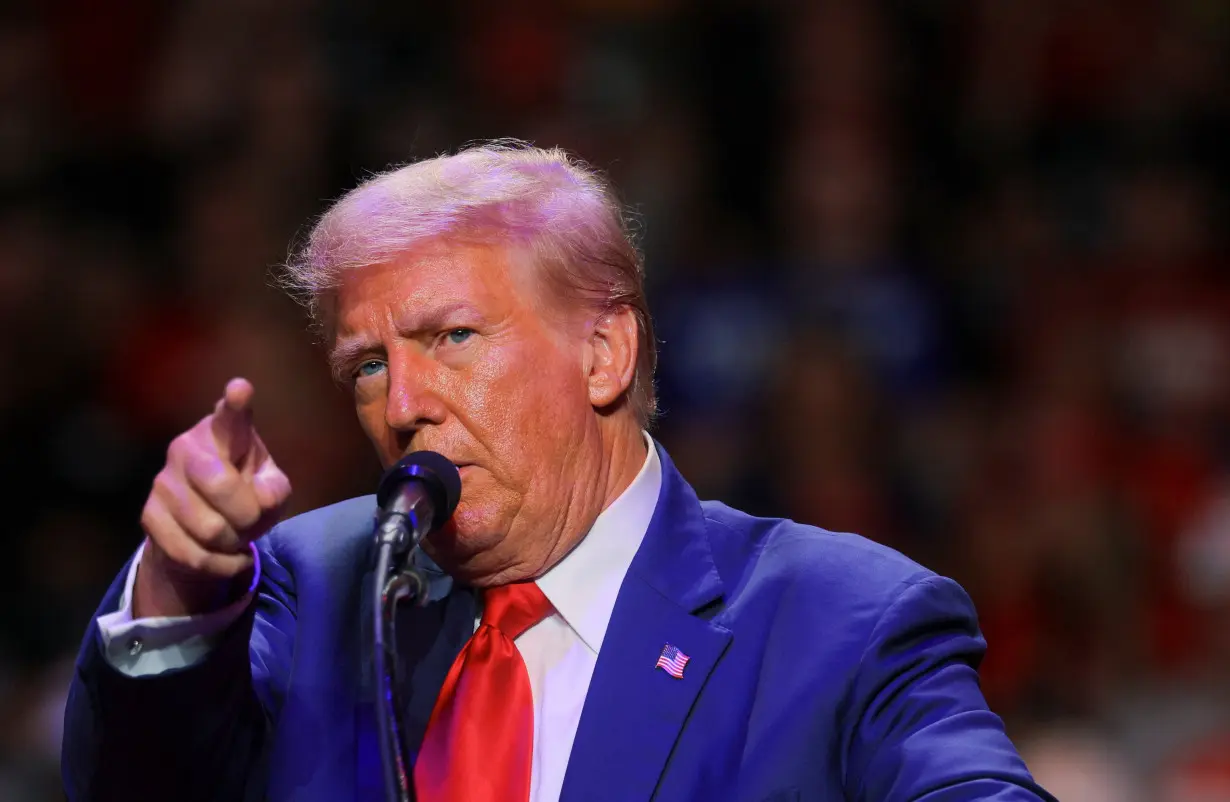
xmin=97 ymin=436 xmax=663 ymax=802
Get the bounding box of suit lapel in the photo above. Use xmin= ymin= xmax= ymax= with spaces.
xmin=354 ymin=553 xmax=476 ymax=801
xmin=354 ymin=563 xmax=383 ymax=802
xmin=399 ymin=583 xmax=478 ymax=760
xmin=558 ymin=578 xmax=731 ymax=802
xmin=559 ymin=446 xmax=733 ymax=802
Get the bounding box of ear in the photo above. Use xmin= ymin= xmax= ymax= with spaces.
xmin=585 ymin=306 xmax=639 ymax=410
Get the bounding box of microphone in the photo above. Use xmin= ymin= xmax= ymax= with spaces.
xmin=374 ymin=450 xmax=462 ymax=560
xmin=371 ymin=451 xmax=461 ymax=802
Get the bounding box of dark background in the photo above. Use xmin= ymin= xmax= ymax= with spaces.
xmin=2 ymin=1 xmax=1229 ymax=798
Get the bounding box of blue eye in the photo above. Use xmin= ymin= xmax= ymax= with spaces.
xmin=356 ymin=360 xmax=385 ymax=378
xmin=446 ymin=328 xmax=474 ymax=345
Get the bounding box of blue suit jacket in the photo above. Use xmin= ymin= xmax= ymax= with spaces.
xmin=63 ymin=445 xmax=1053 ymax=801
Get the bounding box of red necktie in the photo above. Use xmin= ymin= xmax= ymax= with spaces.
xmin=414 ymin=582 xmax=553 ymax=802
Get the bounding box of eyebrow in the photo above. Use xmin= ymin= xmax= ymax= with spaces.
xmin=328 ymin=301 xmax=484 ymax=378
xmin=399 ymin=300 xmax=483 ymax=333
xmin=328 ymin=339 xmax=379 ymax=380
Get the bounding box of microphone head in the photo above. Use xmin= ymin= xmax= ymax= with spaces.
xmin=376 ymin=450 xmax=462 ymax=531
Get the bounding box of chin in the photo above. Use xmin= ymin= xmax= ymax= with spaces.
xmin=432 ymin=502 xmax=507 ymax=560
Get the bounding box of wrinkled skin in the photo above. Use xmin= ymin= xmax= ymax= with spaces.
xmin=330 ymin=240 xmax=645 ymax=586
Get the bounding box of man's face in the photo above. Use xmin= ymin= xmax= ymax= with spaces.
xmin=330 ymin=241 xmax=600 ymax=583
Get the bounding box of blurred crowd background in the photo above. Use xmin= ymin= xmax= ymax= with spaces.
xmin=2 ymin=0 xmax=1228 ymax=799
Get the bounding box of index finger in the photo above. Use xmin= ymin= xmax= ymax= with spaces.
xmin=210 ymin=377 xmax=255 ymax=467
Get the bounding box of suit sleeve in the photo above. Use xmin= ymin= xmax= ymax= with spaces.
xmin=96 ymin=540 xmax=260 ymax=676
xmin=843 ymin=574 xmax=1057 ymax=802
xmin=60 ymin=536 xmax=297 ymax=802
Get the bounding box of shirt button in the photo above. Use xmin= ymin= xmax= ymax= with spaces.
xmin=127 ymin=638 xmax=143 ymax=656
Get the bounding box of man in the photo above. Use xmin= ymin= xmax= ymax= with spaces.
xmin=62 ymin=143 xmax=1053 ymax=801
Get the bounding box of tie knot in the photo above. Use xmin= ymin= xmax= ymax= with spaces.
xmin=480 ymin=582 xmax=552 ymax=640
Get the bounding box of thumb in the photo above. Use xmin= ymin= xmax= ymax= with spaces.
xmin=210 ymin=378 xmax=255 ymax=467
xmin=252 ymin=456 xmax=293 ymax=511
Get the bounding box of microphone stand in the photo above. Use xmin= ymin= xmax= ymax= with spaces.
xmin=372 ymin=530 xmax=429 ymax=802
xmin=369 ymin=451 xmax=461 ymax=802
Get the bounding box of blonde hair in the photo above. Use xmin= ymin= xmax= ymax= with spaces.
xmin=282 ymin=140 xmax=657 ymax=426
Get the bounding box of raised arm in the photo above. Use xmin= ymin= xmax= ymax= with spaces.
xmin=61 ymin=379 xmax=294 ymax=802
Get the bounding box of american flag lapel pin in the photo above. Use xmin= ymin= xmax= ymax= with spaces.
xmin=655 ymin=643 xmax=690 ymax=679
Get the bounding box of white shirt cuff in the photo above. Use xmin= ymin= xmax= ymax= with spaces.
xmin=96 ymin=540 xmax=261 ymax=677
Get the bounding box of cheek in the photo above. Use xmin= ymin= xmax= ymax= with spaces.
xmin=485 ymin=347 xmax=585 ymax=428
xmin=353 ymin=383 xmax=391 ymax=451
xmin=506 ymin=360 xmax=590 ymax=468
xmin=450 ymin=342 xmax=588 ymax=483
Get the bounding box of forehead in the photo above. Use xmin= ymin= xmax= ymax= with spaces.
xmin=331 ymin=241 xmax=531 ymax=332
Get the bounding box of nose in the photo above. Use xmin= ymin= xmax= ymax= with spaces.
xmin=384 ymin=349 xmax=448 ymax=438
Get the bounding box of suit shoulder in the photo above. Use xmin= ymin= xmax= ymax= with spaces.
xmin=700 ymin=501 xmax=935 ymax=609
xmin=262 ymin=494 xmax=377 ymax=568
xmin=699 ymin=503 xmax=978 ymax=681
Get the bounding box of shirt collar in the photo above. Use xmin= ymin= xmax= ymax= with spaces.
xmin=535 ymin=432 xmax=662 ymax=655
